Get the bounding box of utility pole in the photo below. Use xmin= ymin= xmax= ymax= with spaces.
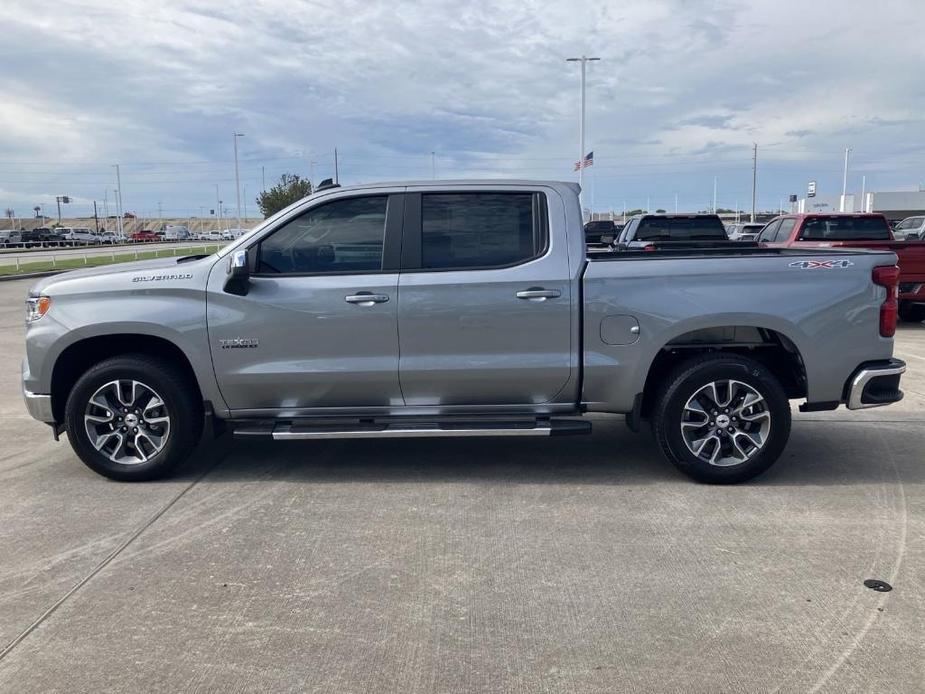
xmin=93 ymin=201 xmax=99 ymax=232
xmin=841 ymin=146 xmax=851 ymax=212
xmin=215 ymin=184 xmax=221 ymax=228
xmin=566 ymin=55 xmax=600 ymax=215
xmin=334 ymin=148 xmax=339 ymax=184
xmin=861 ymin=174 xmax=867 ymax=212
xmin=675 ymin=193 xmax=679 ymax=213
xmin=114 ymin=164 xmax=124 ymax=236
xmin=261 ymin=166 xmax=266 ymax=193
xmin=233 ymin=131 xmax=244 ymax=230
xmin=431 ymin=151 xmax=436 ymax=180
xmin=750 ymin=143 xmax=758 ymax=223
xmin=712 ymin=176 xmax=717 ymax=213
xmin=157 ymin=201 xmax=163 ymax=227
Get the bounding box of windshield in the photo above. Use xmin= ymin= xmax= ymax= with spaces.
xmin=800 ymin=216 xmax=891 ymax=241
xmin=634 ymin=215 xmax=728 ymax=241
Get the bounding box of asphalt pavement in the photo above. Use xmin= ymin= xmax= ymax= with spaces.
xmin=0 ymin=276 xmax=923 ymax=693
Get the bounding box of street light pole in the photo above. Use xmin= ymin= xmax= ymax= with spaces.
xmin=566 ymin=55 xmax=600 ymax=216
xmin=233 ymin=132 xmax=245 ymax=231
xmin=712 ymin=176 xmax=717 ymax=213
xmin=841 ymin=146 xmax=852 ymax=212
xmin=113 ymin=164 xmax=124 ymax=236
xmin=750 ymin=144 xmax=758 ymax=223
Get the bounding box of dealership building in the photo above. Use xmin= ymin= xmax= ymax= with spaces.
xmin=795 ymin=188 xmax=925 ymax=219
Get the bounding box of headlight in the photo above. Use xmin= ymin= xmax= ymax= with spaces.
xmin=25 ymin=296 xmax=52 ymax=323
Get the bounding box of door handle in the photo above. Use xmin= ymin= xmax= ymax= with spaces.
xmin=345 ymin=293 xmax=390 ymax=306
xmin=516 ymin=288 xmax=561 ymax=301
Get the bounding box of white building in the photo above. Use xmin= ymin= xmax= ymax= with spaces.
xmin=796 ymin=188 xmax=925 ymax=219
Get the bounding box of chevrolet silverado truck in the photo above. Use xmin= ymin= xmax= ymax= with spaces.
xmin=757 ymin=212 xmax=925 ymax=322
xmin=22 ymin=180 xmax=906 ymax=484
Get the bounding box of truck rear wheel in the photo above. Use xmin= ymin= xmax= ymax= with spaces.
xmin=652 ymin=354 xmax=791 ymax=484
xmin=64 ymin=355 xmax=203 ymax=481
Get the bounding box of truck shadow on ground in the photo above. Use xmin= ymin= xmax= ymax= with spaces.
xmin=170 ymin=417 xmax=925 ymax=489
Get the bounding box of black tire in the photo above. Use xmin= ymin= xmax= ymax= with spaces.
xmin=651 ymin=353 xmax=791 ymax=484
xmin=64 ymin=354 xmax=203 ymax=481
xmin=898 ymin=301 xmax=925 ymax=323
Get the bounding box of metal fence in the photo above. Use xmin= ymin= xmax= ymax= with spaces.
xmin=0 ymin=243 xmax=227 ymax=276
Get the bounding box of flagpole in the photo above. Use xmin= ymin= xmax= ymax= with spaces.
xmin=567 ymin=55 xmax=600 ymax=218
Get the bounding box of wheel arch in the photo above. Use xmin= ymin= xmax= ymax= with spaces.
xmin=50 ymin=332 xmax=203 ymax=422
xmin=638 ymin=324 xmax=808 ymax=419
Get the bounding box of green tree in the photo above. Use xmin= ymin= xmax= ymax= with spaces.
xmin=257 ymin=174 xmax=313 ymax=217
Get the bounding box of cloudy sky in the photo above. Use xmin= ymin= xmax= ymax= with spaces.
xmin=1 ymin=0 xmax=923 ymax=220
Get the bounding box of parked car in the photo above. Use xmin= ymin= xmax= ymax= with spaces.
xmin=62 ymin=227 xmax=101 ymax=245
xmin=893 ymin=216 xmax=925 ymax=240
xmin=131 ymin=230 xmax=160 ymax=243
xmin=99 ymin=232 xmax=128 ymax=244
xmin=584 ymin=220 xmax=617 ymax=246
xmin=20 ymin=227 xmax=65 ymax=247
xmin=0 ymin=230 xmax=23 ymax=247
xmin=164 ymin=225 xmax=191 ymax=241
xmin=22 ymin=180 xmax=905 ymax=485
xmin=726 ymin=223 xmax=767 ymax=241
xmin=221 ymin=228 xmax=246 ymax=240
xmin=615 ymin=214 xmax=731 ymax=249
xmin=200 ymin=230 xmax=226 ymax=242
xmin=757 ymin=213 xmax=925 ymax=322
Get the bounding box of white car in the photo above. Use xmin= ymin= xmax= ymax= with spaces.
xmin=99 ymin=232 xmax=127 ymax=244
xmin=0 ymin=230 xmax=23 ymax=247
xmin=894 ymin=216 xmax=925 ymax=240
xmin=63 ymin=227 xmax=102 ymax=245
xmin=164 ymin=225 xmax=191 ymax=241
xmin=200 ymin=231 xmax=225 ymax=242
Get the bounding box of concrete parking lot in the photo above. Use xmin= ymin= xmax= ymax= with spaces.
xmin=0 ymin=276 xmax=923 ymax=693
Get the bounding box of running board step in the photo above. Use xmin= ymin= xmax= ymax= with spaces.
xmin=233 ymin=418 xmax=590 ymax=440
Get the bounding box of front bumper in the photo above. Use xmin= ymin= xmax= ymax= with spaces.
xmin=23 ymin=388 xmax=54 ymax=423
xmin=22 ymin=358 xmax=55 ymax=423
xmin=845 ymin=358 xmax=906 ymax=410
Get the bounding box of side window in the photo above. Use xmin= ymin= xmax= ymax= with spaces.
xmin=257 ymin=196 xmax=388 ymax=274
xmin=774 ymin=219 xmax=796 ymax=242
xmin=757 ymin=220 xmax=781 ymax=243
xmin=420 ymin=193 xmax=544 ymax=270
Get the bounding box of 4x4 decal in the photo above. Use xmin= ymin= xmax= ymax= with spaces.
xmin=788 ymin=259 xmax=855 ymax=269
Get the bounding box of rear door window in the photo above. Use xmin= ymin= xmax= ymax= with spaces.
xmin=799 ymin=216 xmax=891 ymax=241
xmin=419 ymin=192 xmax=544 ymax=270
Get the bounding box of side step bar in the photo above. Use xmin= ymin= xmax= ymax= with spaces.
xmin=233 ymin=418 xmax=591 ymax=441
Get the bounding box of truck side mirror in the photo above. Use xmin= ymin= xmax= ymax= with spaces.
xmin=224 ymin=249 xmax=250 ymax=295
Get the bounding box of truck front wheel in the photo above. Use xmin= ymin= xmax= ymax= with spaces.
xmin=64 ymin=355 xmax=203 ymax=481
xmin=652 ymin=354 xmax=791 ymax=484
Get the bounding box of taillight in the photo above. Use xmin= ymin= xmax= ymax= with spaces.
xmin=643 ymin=244 xmax=656 ymax=252
xmin=873 ymin=265 xmax=899 ymax=337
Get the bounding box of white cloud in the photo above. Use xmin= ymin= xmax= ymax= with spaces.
xmin=0 ymin=0 xmax=923 ymax=214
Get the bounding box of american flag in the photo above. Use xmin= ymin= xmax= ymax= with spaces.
xmin=573 ymin=151 xmax=594 ymax=171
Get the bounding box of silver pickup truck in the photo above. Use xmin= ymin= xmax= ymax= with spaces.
xmin=22 ymin=180 xmax=906 ymax=483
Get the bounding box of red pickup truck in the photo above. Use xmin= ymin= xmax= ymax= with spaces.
xmin=758 ymin=213 xmax=925 ymax=321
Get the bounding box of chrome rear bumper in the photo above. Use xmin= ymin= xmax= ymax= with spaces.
xmin=846 ymin=359 xmax=906 ymax=410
